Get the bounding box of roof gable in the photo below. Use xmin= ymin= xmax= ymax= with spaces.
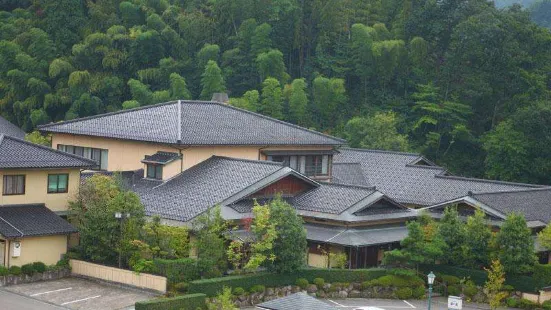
xmin=353 ymin=196 xmax=409 ymax=216
xmin=39 ymin=100 xmax=345 ymax=146
xmin=0 ymin=115 xmax=25 ymax=139
xmin=0 ymin=134 xmax=97 ymax=169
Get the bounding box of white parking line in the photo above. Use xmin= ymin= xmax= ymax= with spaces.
xmin=60 ymin=295 xmax=101 ymax=305
xmin=403 ymin=300 xmax=416 ymax=308
xmin=328 ymin=299 xmax=347 ymax=307
xmin=30 ymin=288 xmax=73 ymax=296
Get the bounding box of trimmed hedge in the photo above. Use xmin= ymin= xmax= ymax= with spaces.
xmin=153 ymin=258 xmax=199 ymax=284
xmin=534 ymin=264 xmax=551 ymax=289
xmin=188 ymin=268 xmax=387 ymax=297
xmin=420 ymin=265 xmax=539 ymax=293
xmin=135 ymin=293 xmax=206 ymax=310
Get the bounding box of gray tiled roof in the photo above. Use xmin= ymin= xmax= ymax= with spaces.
xmin=258 ymin=292 xmax=337 ymax=310
xmin=332 ymin=162 xmax=368 ymax=186
xmin=0 ymin=135 xmax=97 ymax=169
xmin=305 ymin=224 xmax=409 ymax=247
xmin=0 ymin=204 xmax=77 ymax=238
xmin=132 ymin=156 xmax=286 ymax=222
xmin=228 ymin=183 xmax=377 ymax=215
xmin=0 ymin=115 xmax=25 ymax=139
xmin=141 ymin=151 xmax=181 ymax=164
xmin=292 ymin=182 xmax=376 ymax=214
xmin=334 ymin=148 xmax=543 ymax=206
xmin=39 ymin=101 xmax=345 ymax=146
xmin=472 ymin=188 xmax=551 ymax=223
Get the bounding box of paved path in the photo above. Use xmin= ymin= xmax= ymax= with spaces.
xmin=0 ymin=289 xmax=67 ymax=310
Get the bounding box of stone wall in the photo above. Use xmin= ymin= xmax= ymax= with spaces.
xmin=0 ymin=268 xmax=70 ymax=287
xmin=223 ymin=282 xmax=425 ymax=308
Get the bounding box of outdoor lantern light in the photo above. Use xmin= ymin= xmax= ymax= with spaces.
xmin=427 ymin=271 xmax=435 ymax=310
xmin=427 ymin=271 xmax=435 ymax=285
xmin=115 ymin=212 xmax=122 ymax=219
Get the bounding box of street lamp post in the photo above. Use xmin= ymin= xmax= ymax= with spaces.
xmin=115 ymin=212 xmax=131 ymax=268
xmin=427 ymin=271 xmax=435 ymax=310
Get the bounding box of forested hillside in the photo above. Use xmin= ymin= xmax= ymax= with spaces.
xmin=0 ymin=0 xmax=550 ymax=184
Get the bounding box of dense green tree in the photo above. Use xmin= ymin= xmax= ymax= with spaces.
xmin=311 ymin=76 xmax=347 ymax=131
xmin=464 ymin=210 xmax=493 ymax=268
xmin=344 ymin=112 xmax=409 ymax=151
xmin=192 ymin=206 xmax=228 ymax=278
xmin=259 ymin=78 xmax=283 ymax=119
xmin=495 ymin=213 xmax=537 ymax=274
xmin=285 ymin=79 xmax=308 ymax=125
xmin=200 ymin=60 xmax=225 ymax=100
xmin=438 ymin=206 xmax=467 ymax=265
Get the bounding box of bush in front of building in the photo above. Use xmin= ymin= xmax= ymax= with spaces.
xmin=395 ymin=287 xmax=413 ymax=299
xmin=21 ymin=263 xmax=35 ymax=275
xmin=153 ymin=258 xmax=200 ymax=284
xmin=32 ymin=262 xmax=46 ymax=273
xmin=135 ymin=293 xmax=206 ymax=310
xmin=0 ymin=266 xmax=8 ymax=276
xmin=295 ymin=278 xmax=309 ymax=289
xmin=8 ymin=266 xmax=21 ymax=275
xmin=188 ymin=268 xmax=387 ymax=297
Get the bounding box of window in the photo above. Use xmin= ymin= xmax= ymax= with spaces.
xmin=3 ymin=175 xmax=25 ymax=195
xmin=58 ymin=144 xmax=109 ymax=170
xmin=48 ymin=174 xmax=69 ymax=193
xmin=267 ymin=154 xmax=330 ymax=177
xmin=146 ymin=164 xmax=163 ymax=180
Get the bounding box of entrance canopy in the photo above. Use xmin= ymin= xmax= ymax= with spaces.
xmin=230 ymin=223 xmax=408 ymax=247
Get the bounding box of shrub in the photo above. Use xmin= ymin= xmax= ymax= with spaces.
xmin=542 ymin=300 xmax=551 ymax=310
xmin=447 ymin=285 xmax=461 ymax=296
xmin=296 ymin=278 xmax=309 ymax=289
xmin=535 ymin=264 xmax=551 ymax=289
xmin=249 ymin=285 xmax=265 ymax=294
xmin=21 ymin=263 xmax=35 ymax=275
xmin=135 ymin=293 xmax=206 ymax=310
xmin=8 ymin=266 xmax=21 ymax=275
xmin=32 ymin=262 xmax=46 ymax=273
xmin=233 ymin=287 xmax=245 ymax=295
xmin=502 ymin=284 xmax=515 ymax=292
xmin=153 ymin=258 xmax=199 ymax=284
xmin=518 ymin=298 xmax=538 ymax=310
xmin=173 ymin=282 xmax=189 ymax=293
xmin=313 ymin=278 xmax=325 ymax=288
xmin=188 ymin=268 xmax=387 ymax=297
xmin=463 ymin=285 xmax=478 ymax=299
xmin=412 ymin=286 xmax=426 ymax=299
xmin=371 ymin=275 xmax=424 ymax=288
xmin=396 ymin=287 xmax=413 ymax=299
xmin=361 ymin=280 xmax=374 ymax=290
xmin=0 ymin=266 xmax=8 ymax=276
xmin=440 ymin=275 xmax=460 ymax=285
xmin=56 ymin=257 xmax=70 ymax=268
xmin=506 ymin=297 xmax=519 ymax=308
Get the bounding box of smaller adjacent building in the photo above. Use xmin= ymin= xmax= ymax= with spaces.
xmin=257 ymin=292 xmax=338 ymax=310
xmin=0 ymin=134 xmax=96 ymax=266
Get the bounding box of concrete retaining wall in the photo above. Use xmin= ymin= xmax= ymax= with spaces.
xmin=70 ymin=259 xmax=166 ymax=293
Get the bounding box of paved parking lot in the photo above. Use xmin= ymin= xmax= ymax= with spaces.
xmin=2 ymin=277 xmax=157 ymax=310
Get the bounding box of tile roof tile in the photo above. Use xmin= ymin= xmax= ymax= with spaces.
xmin=39 ymin=101 xmax=345 ymax=146
xmin=0 ymin=204 xmax=77 ymax=238
xmin=0 ymin=134 xmax=97 ymax=169
xmin=0 ymin=115 xmax=25 ymax=139
xmin=472 ymin=188 xmax=551 ymax=223
xmin=334 ymin=148 xmax=544 ymax=206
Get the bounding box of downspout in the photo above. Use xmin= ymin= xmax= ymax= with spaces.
xmin=6 ymin=240 xmax=10 ymax=268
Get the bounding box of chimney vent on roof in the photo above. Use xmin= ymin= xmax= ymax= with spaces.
xmin=211 ymin=93 xmax=229 ymax=104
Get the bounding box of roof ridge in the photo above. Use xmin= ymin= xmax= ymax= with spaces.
xmin=340 ymin=147 xmax=421 ymax=156
xmin=332 ymin=162 xmax=362 ymax=165
xmin=472 ymin=187 xmax=551 ymax=196
xmin=318 ymin=181 xmax=376 ymax=191
xmin=2 ymin=135 xmax=97 ymax=166
xmin=435 ymin=174 xmax=544 ymax=188
xmin=39 ymin=100 xmax=179 ymax=129
xmin=405 ymin=164 xmax=446 ymax=171
xmin=212 ymin=155 xmax=285 ymax=166
xmin=210 ymin=101 xmax=346 ymax=144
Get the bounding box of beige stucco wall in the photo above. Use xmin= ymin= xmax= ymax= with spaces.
xmin=307 ymin=245 xmax=346 ymax=268
xmin=70 ymin=259 xmax=167 ymax=293
xmin=51 ymin=133 xmax=335 ymax=172
xmin=5 ymin=235 xmax=68 ymax=266
xmin=0 ymin=169 xmax=80 ymax=212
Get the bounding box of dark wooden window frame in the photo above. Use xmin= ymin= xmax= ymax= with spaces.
xmin=2 ymin=175 xmax=26 ymax=196
xmin=146 ymin=164 xmax=163 ymax=180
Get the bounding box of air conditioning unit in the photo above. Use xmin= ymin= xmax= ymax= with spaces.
xmin=12 ymin=241 xmax=21 ymax=257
